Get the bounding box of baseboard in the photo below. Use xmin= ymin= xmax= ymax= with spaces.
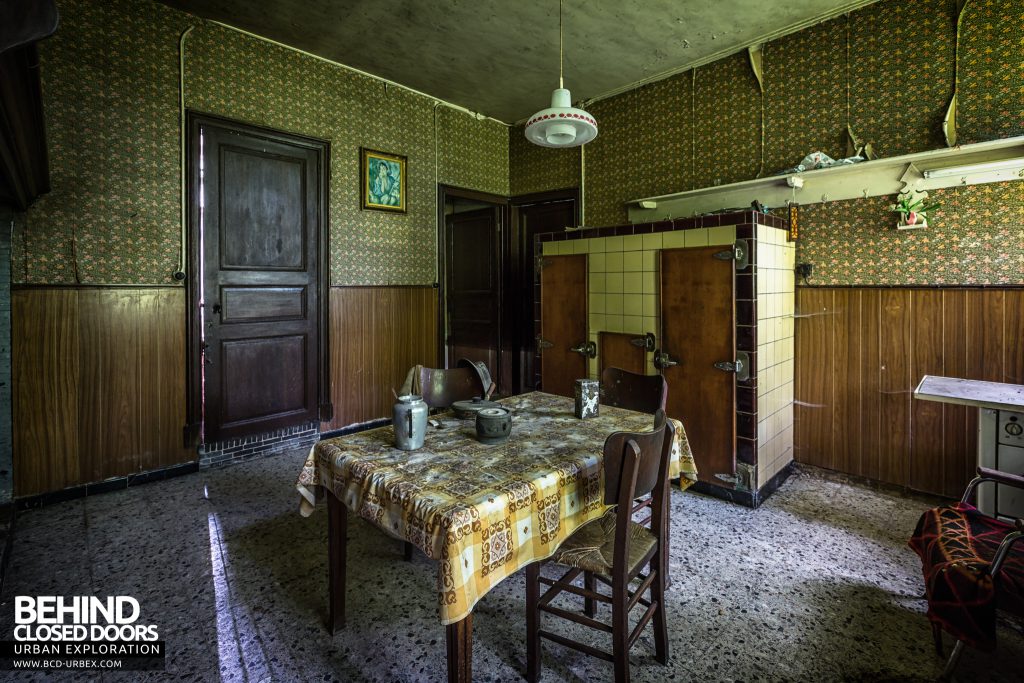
xmin=0 ymin=503 xmax=14 ymax=598
xmin=15 ymin=462 xmax=200 ymax=510
xmin=319 ymin=417 xmax=390 ymax=440
xmin=688 ymin=461 xmax=796 ymax=509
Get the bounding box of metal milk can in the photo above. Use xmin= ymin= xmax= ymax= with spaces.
xmin=394 ymin=394 xmax=428 ymax=450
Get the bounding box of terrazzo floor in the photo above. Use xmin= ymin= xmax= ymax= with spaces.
xmin=1 ymin=449 xmax=1021 ymax=682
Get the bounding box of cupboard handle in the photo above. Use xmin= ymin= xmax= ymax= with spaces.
xmin=570 ymin=341 xmax=597 ymax=359
xmin=654 ymin=350 xmax=678 ymax=369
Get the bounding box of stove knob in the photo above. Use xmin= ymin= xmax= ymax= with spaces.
xmin=1006 ymin=422 xmax=1023 ymax=437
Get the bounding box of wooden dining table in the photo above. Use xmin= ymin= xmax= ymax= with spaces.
xmin=296 ymin=391 xmax=697 ymax=681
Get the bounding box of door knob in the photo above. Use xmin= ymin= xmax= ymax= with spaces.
xmin=570 ymin=341 xmax=597 ymax=358
xmin=653 ymin=349 xmax=678 ymax=369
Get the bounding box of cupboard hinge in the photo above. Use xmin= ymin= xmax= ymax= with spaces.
xmin=713 ymin=239 xmax=750 ymax=270
xmin=536 ymin=335 xmax=554 ymax=350
xmin=713 ymin=350 xmax=751 ymax=381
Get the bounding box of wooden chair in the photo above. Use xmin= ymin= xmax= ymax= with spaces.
xmin=600 ymin=367 xmax=671 ymax=586
xmin=526 ymin=411 xmax=674 ymax=682
xmin=600 ymin=367 xmax=667 ymax=415
xmin=401 ymin=359 xmax=495 ymax=410
xmin=909 ymin=467 xmax=1024 ymax=680
xmin=399 ymin=361 xmax=494 ymax=560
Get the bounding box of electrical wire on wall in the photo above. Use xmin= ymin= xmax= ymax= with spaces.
xmin=176 ymin=25 xmax=195 ymax=283
xmin=433 ymin=101 xmax=441 ymax=283
xmin=579 ymin=142 xmax=586 ymax=227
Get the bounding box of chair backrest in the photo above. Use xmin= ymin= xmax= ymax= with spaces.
xmin=417 ymin=366 xmax=486 ymax=409
xmin=600 ymin=367 xmax=668 ymax=414
xmin=602 ymin=410 xmax=672 ymax=506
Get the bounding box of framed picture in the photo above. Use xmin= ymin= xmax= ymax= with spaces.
xmin=360 ymin=148 xmax=407 ymax=213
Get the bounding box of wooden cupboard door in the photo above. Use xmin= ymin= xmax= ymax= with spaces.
xmin=659 ymin=247 xmax=736 ymax=486
xmin=540 ymin=254 xmax=588 ymax=397
xmin=599 ymin=332 xmax=647 ymax=376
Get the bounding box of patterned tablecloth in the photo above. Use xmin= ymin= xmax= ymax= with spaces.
xmin=296 ymin=391 xmax=697 ymax=625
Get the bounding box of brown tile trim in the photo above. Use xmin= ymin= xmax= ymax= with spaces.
xmin=736 ymin=411 xmax=757 ymax=440
xmin=737 ymin=436 xmax=757 ymax=466
xmin=797 ymin=284 xmax=1024 ymax=289
xmin=736 ymin=385 xmax=756 ymax=413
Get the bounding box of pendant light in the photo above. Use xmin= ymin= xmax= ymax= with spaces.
xmin=524 ymin=0 xmax=597 ymax=148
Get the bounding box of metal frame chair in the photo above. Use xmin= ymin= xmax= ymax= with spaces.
xmin=913 ymin=467 xmax=1024 ymax=680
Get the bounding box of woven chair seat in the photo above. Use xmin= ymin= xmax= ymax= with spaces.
xmin=551 ymin=508 xmax=657 ymax=578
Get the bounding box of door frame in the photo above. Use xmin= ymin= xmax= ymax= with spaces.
xmin=510 ymin=188 xmax=578 ymax=393
xmin=185 ymin=111 xmax=331 ymax=446
xmin=436 ymin=184 xmax=509 ymax=379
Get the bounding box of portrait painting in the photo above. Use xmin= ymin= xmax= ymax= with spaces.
xmin=360 ymin=148 xmax=407 ymax=212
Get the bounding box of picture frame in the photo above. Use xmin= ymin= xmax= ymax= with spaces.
xmin=360 ymin=148 xmax=407 ymax=213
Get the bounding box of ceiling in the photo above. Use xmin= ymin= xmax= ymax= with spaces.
xmin=160 ymin=0 xmax=880 ymax=123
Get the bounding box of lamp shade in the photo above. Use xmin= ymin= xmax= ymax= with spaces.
xmin=524 ymin=88 xmax=597 ymax=148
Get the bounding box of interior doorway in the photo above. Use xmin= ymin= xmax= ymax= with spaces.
xmin=186 ymin=113 xmax=330 ymax=444
xmin=438 ymin=187 xmax=508 ymax=392
xmin=510 ymin=190 xmax=577 ymax=393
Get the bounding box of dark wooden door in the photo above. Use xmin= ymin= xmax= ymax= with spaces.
xmin=660 ymin=247 xmax=735 ymax=486
xmin=540 ymin=254 xmax=588 ymax=397
xmin=194 ymin=116 xmax=327 ymax=442
xmin=445 ymin=206 xmax=501 ymax=379
xmin=511 ymin=199 xmax=576 ymax=391
xmin=599 ymin=332 xmax=647 ymax=375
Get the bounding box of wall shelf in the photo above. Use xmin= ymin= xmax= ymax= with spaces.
xmin=626 ymin=136 xmax=1024 ymax=223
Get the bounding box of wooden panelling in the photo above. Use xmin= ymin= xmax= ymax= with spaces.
xmin=321 ymin=286 xmax=438 ymax=431
xmin=12 ymin=289 xmax=80 ymax=495
xmin=794 ymin=287 xmax=1023 ymax=498
xmin=598 ymin=332 xmax=646 ymax=376
xmin=12 ymin=288 xmax=193 ymax=497
xmin=793 ymin=288 xmax=832 ymax=470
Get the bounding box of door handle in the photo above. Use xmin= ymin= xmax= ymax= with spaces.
xmin=570 ymin=341 xmax=597 ymax=359
xmin=653 ymin=349 xmax=678 ymax=369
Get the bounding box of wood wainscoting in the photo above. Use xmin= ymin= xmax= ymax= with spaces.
xmin=794 ymin=287 xmax=1024 ymax=498
xmin=321 ymin=286 xmax=438 ymax=431
xmin=12 ymin=287 xmax=192 ymax=497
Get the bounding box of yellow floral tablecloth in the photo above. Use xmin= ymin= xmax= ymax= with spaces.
xmin=296 ymin=391 xmax=696 ymax=625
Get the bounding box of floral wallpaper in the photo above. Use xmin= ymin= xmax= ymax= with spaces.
xmin=763 ymin=18 xmax=848 ymax=175
xmin=510 ymin=0 xmax=1024 ymax=284
xmin=958 ymin=0 xmax=1024 ymax=144
xmin=694 ymin=53 xmax=760 ymax=188
xmin=849 ymin=0 xmax=955 ymax=158
xmin=13 ymin=0 xmax=183 ymax=284
xmin=12 ymin=0 xmax=1024 ymax=286
xmin=508 ymin=128 xmax=579 ymax=197
xmin=16 ymin=0 xmax=509 ymax=285
xmin=797 ymin=182 xmax=1024 ymax=285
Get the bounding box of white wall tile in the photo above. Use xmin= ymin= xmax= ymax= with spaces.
xmin=623 ymin=251 xmax=643 ymax=272
xmin=623 ymin=272 xmax=643 ymax=294
xmin=708 ymin=225 xmax=736 ymax=246
xmin=684 ymin=229 xmax=709 ymax=247
xmin=643 ymin=233 xmax=663 ymax=251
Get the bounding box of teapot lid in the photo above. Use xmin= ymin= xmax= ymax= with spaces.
xmin=397 ymin=394 xmax=423 ymax=403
